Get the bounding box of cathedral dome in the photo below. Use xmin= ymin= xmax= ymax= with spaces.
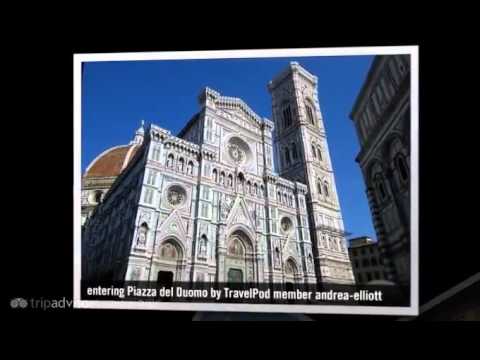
xmin=84 ymin=144 xmax=140 ymax=178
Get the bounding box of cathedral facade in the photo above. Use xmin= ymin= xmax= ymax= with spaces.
xmin=82 ymin=62 xmax=355 ymax=285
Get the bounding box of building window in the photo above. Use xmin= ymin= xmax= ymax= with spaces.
xmin=143 ymin=188 xmax=154 ymax=204
xmin=323 ymin=181 xmax=330 ymax=198
xmin=178 ymin=157 xmax=185 ymax=172
xmin=354 ymin=260 xmax=359 ymax=268
xmin=147 ymin=169 xmax=157 ymax=185
xmin=202 ymin=187 xmax=210 ymax=200
xmin=366 ymin=273 xmax=372 ymax=282
xmin=291 ymin=143 xmax=298 ymax=160
xmin=228 ymin=174 xmax=233 ymax=187
xmin=396 ymin=154 xmax=409 ymax=182
xmin=352 ymin=249 xmax=357 ymax=257
xmin=371 ymin=257 xmax=378 ymax=266
xmin=212 ymin=169 xmax=218 ymax=182
xmin=167 ymin=154 xmax=174 ymax=168
xmin=285 ymin=147 xmax=291 ymax=165
xmin=357 ymin=273 xmax=363 ymax=282
xmin=283 ymin=105 xmax=292 ymax=129
xmin=312 ymin=144 xmax=317 ymax=159
xmin=317 ymin=181 xmax=322 ymax=195
xmin=363 ymin=258 xmax=370 ymax=267
xmin=254 ymin=183 xmax=258 ymax=196
xmin=201 ymin=203 xmax=208 ymax=218
xmin=152 ymin=147 xmax=161 ymax=161
xmin=317 ymin=147 xmax=323 ymax=161
xmin=94 ymin=190 xmax=103 ymax=204
xmin=187 ymin=161 xmax=194 ymax=175
xmin=305 ymin=103 xmax=315 ymax=125
xmin=220 ymin=172 xmax=225 ymax=185
xmin=376 ymin=174 xmax=387 ymax=200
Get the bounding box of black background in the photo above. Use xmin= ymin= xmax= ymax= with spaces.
xmin=5 ymin=24 xmax=477 ymax=321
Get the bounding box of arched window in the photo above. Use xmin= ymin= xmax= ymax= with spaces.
xmin=390 ymin=138 xmax=409 ymax=185
xmin=284 ymin=147 xmax=291 ymax=165
xmin=260 ymin=185 xmax=265 ymax=197
xmin=283 ymin=105 xmax=293 ymax=129
xmin=94 ymin=190 xmax=103 ymax=204
xmin=167 ymin=154 xmax=174 ymax=168
xmin=178 ymin=157 xmax=185 ymax=172
xmin=396 ymin=154 xmax=408 ymax=182
xmin=317 ymin=147 xmax=323 ymax=161
xmin=371 ymin=162 xmax=387 ymax=202
xmin=323 ymin=181 xmax=330 ymax=198
xmin=247 ymin=181 xmax=252 ymax=194
xmin=187 ymin=161 xmax=194 ymax=175
xmin=212 ymin=169 xmax=218 ymax=182
xmin=237 ymin=173 xmax=245 ymax=189
xmin=291 ymin=143 xmax=298 ymax=160
xmin=317 ymin=181 xmax=322 ymax=195
xmin=375 ymin=173 xmax=387 ymax=200
xmin=220 ymin=171 xmax=225 ymax=185
xmin=312 ymin=144 xmax=317 ymax=159
xmin=305 ymin=102 xmax=315 ymax=125
xmin=254 ymin=183 xmax=258 ymax=196
xmin=277 ymin=191 xmax=281 ymax=202
xmin=228 ymin=174 xmax=233 ymax=187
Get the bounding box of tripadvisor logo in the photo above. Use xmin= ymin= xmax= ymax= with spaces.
xmin=10 ymin=297 xmax=74 ymax=310
xmin=10 ymin=298 xmax=28 ymax=309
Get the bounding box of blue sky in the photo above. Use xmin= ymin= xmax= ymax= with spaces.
xmin=82 ymin=55 xmax=375 ymax=240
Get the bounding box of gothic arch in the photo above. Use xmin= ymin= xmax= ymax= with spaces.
xmin=284 ymin=257 xmax=300 ymax=283
xmin=154 ymin=236 xmax=185 ymax=282
xmin=304 ymin=98 xmax=316 ymax=125
xmin=225 ymin=228 xmax=256 ymax=283
xmin=226 ymin=225 xmax=255 ymax=249
xmin=157 ymin=236 xmax=185 ymax=260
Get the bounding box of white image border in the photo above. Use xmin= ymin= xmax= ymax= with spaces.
xmin=73 ymin=46 xmax=419 ymax=316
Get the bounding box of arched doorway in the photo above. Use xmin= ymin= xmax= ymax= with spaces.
xmin=225 ymin=230 xmax=255 ymax=283
xmin=284 ymin=258 xmax=299 ymax=284
xmin=154 ymin=238 xmax=184 ymax=283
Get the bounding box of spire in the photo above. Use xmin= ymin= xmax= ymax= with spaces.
xmin=130 ymin=120 xmax=145 ymax=145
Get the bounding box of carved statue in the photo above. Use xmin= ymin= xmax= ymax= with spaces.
xmin=307 ymin=254 xmax=313 ymax=272
xmin=137 ymin=230 xmax=146 ymax=246
xmin=274 ymin=248 xmax=280 ymax=268
xmin=199 ymin=238 xmax=207 ymax=257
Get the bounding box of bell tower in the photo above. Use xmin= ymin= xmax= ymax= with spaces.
xmin=268 ymin=62 xmax=354 ymax=284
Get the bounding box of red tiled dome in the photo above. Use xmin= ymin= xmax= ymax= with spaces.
xmin=84 ymin=144 xmax=140 ymax=178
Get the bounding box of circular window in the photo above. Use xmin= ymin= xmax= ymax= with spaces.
xmin=166 ymin=185 xmax=187 ymax=207
xmin=226 ymin=136 xmax=252 ymax=166
xmin=280 ymin=217 xmax=293 ymax=234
